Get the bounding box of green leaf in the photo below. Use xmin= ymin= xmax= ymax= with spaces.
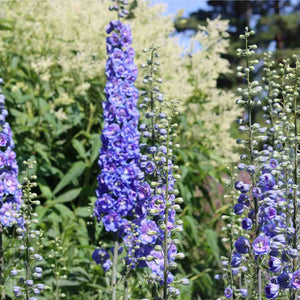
xmin=75 ymin=206 xmax=91 ymax=218
xmin=35 ymin=205 xmax=49 ymax=222
xmin=53 ymin=161 xmax=86 ymax=195
xmin=184 ymin=215 xmax=198 ymax=243
xmin=55 ymin=188 xmax=82 ymax=203
xmin=90 ymin=133 xmax=101 ymax=165
xmin=70 ymin=266 xmax=91 ymax=280
xmin=37 ymin=178 xmax=53 ymax=200
xmin=204 ymin=229 xmax=220 ymax=261
xmin=58 ymin=279 xmax=81 ymax=287
xmin=72 ymin=139 xmax=87 ymax=159
xmin=53 ymin=204 xmax=74 ymax=219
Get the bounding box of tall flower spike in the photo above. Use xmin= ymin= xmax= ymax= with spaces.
xmin=216 ymin=168 xmax=249 ymax=299
xmin=0 ymin=78 xmax=22 ymax=298
xmin=0 ymin=78 xmax=22 ymax=227
xmin=137 ymin=47 xmax=186 ymax=299
xmin=11 ymin=160 xmax=44 ymax=300
xmin=93 ymin=3 xmax=145 ymax=299
xmin=109 ymin=0 xmax=130 ymax=19
xmin=230 ymin=28 xmax=266 ymax=299
xmin=272 ymin=57 xmax=300 ymax=300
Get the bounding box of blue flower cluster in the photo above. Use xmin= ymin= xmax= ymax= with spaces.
xmin=94 ymin=19 xmax=143 ymax=229
xmin=93 ymin=19 xmax=148 ymax=271
xmin=127 ymin=48 xmax=185 ymax=296
xmin=92 ymin=248 xmax=112 ymax=272
xmin=0 ymin=78 xmax=22 ymax=227
xmin=220 ymin=31 xmax=300 ymax=300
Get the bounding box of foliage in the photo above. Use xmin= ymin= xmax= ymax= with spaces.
xmin=175 ymin=0 xmax=300 ymax=89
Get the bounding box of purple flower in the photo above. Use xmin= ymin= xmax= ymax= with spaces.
xmin=95 ymin=19 xmax=144 ymax=235
xmin=146 ymin=244 xmax=176 ymax=283
xmin=264 ymin=207 xmax=277 ymax=220
xmin=138 ymin=219 xmax=158 ymax=245
xmin=253 ymin=236 xmax=270 ymax=255
xmin=268 ymin=256 xmax=281 ymax=273
xmin=234 ymin=203 xmax=244 ymax=215
xmin=148 ymin=195 xmax=165 ymax=214
xmin=269 ymin=159 xmax=278 ymax=169
xmin=92 ymin=248 xmax=112 ymax=272
xmin=235 ymin=181 xmax=250 ymax=193
xmin=270 ymin=234 xmax=286 ymax=250
xmin=106 ymin=20 xmax=122 ymax=34
xmin=0 ymin=202 xmax=20 ymax=227
xmin=259 ymin=173 xmax=275 ymax=190
xmin=237 ymin=194 xmax=249 ymax=204
xmin=277 ymin=271 xmax=290 ymax=289
xmin=231 ymin=252 xmax=243 ymax=267
xmin=239 ymin=289 xmax=248 ymax=297
xmin=0 ymin=82 xmax=22 ymax=227
xmin=144 ymin=161 xmax=156 ymax=174
xmin=94 ymin=193 xmax=114 ymax=218
xmin=0 ymin=133 xmax=7 ymax=147
xmin=102 ymin=213 xmax=121 ymax=232
xmin=108 ymin=33 xmax=121 ymax=47
xmin=241 ymin=218 xmax=252 ymax=230
xmin=224 ymin=286 xmax=233 ymax=298
xmin=235 ymin=236 xmax=250 ymax=254
xmin=247 ymin=164 xmax=255 ymax=174
xmin=265 ymin=283 xmax=279 ymax=299
xmin=292 ymin=270 xmax=300 ymax=289
xmin=136 ymin=182 xmax=151 ymax=202
xmin=252 ymin=187 xmax=262 ymax=199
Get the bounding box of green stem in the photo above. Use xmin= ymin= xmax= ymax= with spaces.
xmin=150 ymin=49 xmax=155 ymax=146
xmin=123 ymin=265 xmax=129 ymax=300
xmin=124 ymin=278 xmax=128 ymax=300
xmin=162 ymin=123 xmax=171 ymax=300
xmin=292 ymin=79 xmax=299 ymax=300
xmin=245 ymin=34 xmax=261 ymax=300
xmin=25 ymin=205 xmax=30 ymax=300
xmin=55 ymin=259 xmax=60 ymax=300
xmin=112 ymin=238 xmax=119 ymax=300
xmin=0 ymin=225 xmax=4 ymax=300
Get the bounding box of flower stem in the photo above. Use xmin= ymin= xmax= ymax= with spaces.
xmin=25 ymin=213 xmax=30 ymax=300
xmin=123 ymin=265 xmax=128 ymax=300
xmin=245 ymin=33 xmax=261 ymax=300
xmin=292 ymin=78 xmax=299 ymax=300
xmin=0 ymin=226 xmax=4 ymax=300
xmin=55 ymin=259 xmax=60 ymax=300
xmin=124 ymin=278 xmax=128 ymax=300
xmin=162 ymin=122 xmax=171 ymax=300
xmin=112 ymin=237 xmax=119 ymax=300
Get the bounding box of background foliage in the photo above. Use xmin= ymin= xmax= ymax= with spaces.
xmin=0 ymin=0 xmax=241 ymax=299
xmin=175 ymin=0 xmax=300 ymax=89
